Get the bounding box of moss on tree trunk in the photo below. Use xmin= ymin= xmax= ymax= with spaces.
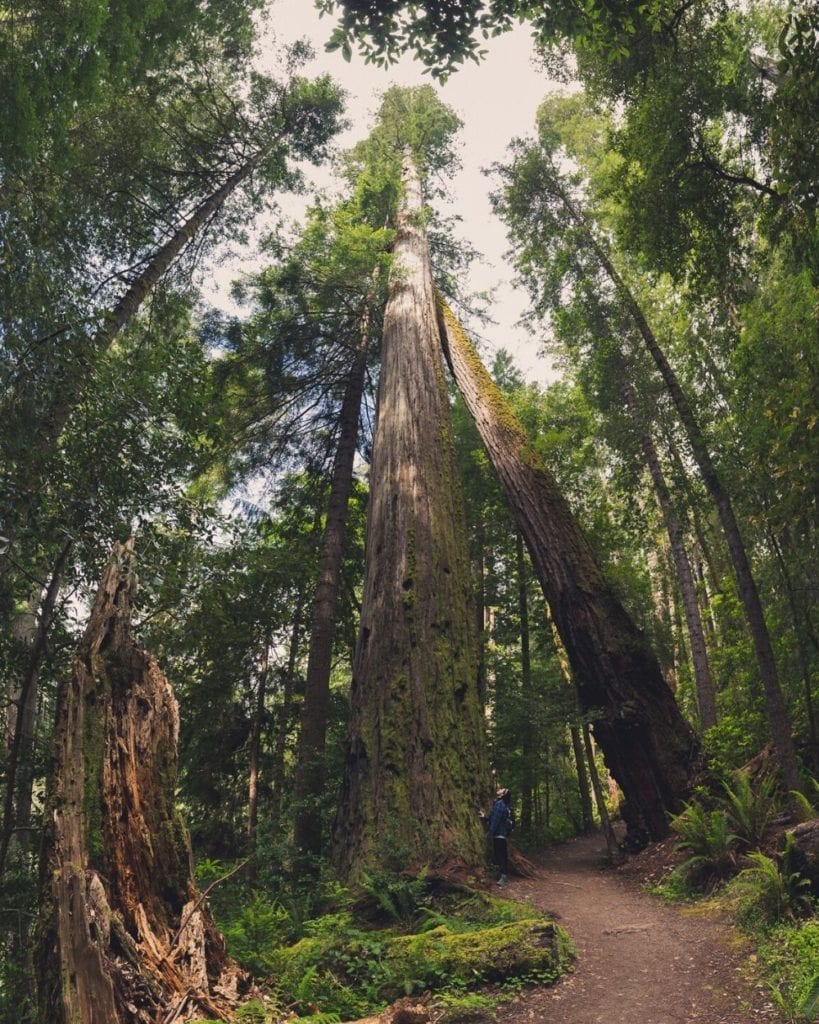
xmin=438 ymin=299 xmax=699 ymax=842
xmin=333 ymin=152 xmax=488 ymax=880
xmin=35 ymin=541 xmax=248 ymax=1023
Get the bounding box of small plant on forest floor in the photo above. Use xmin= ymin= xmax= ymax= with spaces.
xmin=719 ymin=771 xmax=780 ymax=849
xmin=669 ymin=801 xmax=736 ymax=891
xmin=223 ymin=894 xmax=294 ymax=974
xmin=729 ymin=841 xmax=814 ymax=927
xmin=727 ymin=882 xmax=819 ymax=1024
xmin=433 ymin=991 xmax=503 ymax=1022
xmin=769 ymin=971 xmax=819 ymax=1023
xmin=756 ymin=920 xmax=819 ymax=1022
xmin=791 ymin=776 xmax=819 ymax=823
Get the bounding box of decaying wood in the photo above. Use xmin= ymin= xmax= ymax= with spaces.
xmin=35 ymin=541 xmax=250 ymax=1023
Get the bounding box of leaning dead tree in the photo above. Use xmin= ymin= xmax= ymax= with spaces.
xmin=35 ymin=542 xmax=249 ymax=1024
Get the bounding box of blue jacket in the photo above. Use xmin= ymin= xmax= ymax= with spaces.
xmin=486 ymin=798 xmax=513 ymax=839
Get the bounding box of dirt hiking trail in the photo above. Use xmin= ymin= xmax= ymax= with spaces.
xmin=496 ymin=832 xmax=783 ymax=1024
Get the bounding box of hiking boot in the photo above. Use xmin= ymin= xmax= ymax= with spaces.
xmin=497 ymin=874 xmax=508 ymax=886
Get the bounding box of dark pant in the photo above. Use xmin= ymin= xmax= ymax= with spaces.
xmin=492 ymin=837 xmax=508 ymax=875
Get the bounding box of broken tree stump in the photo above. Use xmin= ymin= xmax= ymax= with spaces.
xmin=35 ymin=541 xmax=249 ymax=1024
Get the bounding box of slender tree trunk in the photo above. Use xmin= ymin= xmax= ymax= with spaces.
xmin=647 ymin=537 xmax=676 ymax=687
xmin=333 ymin=151 xmax=488 ymax=880
xmin=269 ymin=609 xmax=303 ymax=830
xmin=554 ymin=182 xmax=799 ymax=790
xmin=583 ymin=723 xmax=622 ymax=863
xmin=619 ymin=372 xmax=717 ymax=729
xmin=547 ymin=605 xmax=600 ymax=835
xmin=0 ymin=539 xmax=72 ymax=880
xmin=516 ymin=532 xmax=535 ymax=831
xmin=1 ymin=151 xmax=266 ymax=570
xmin=570 ymin=724 xmax=595 ymax=832
xmin=292 ymin=319 xmax=372 ymax=867
xmin=768 ymin=529 xmax=818 ymax=769
xmin=35 ymin=542 xmax=246 ymax=1024
xmin=247 ymin=638 xmax=271 ymax=880
xmin=438 ymin=300 xmax=698 ymax=842
xmin=2 ymin=589 xmax=38 ymax=854
xmin=690 ymin=501 xmax=724 ymax=642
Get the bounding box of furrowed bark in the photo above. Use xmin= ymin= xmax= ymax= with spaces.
xmin=438 ymin=299 xmax=698 ymax=842
xmin=333 ymin=152 xmax=488 ymax=880
xmin=516 ymin=532 xmax=535 ymax=832
xmin=35 ymin=542 xmax=248 ymax=1024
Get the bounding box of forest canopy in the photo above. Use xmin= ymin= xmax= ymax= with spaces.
xmin=1 ymin=0 xmax=817 ymax=1021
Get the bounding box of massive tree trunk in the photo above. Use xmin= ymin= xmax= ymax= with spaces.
xmin=438 ymin=300 xmax=698 ymax=842
xmin=35 ymin=542 xmax=248 ymax=1024
xmin=475 ymin=521 xmax=488 ymax=709
xmin=333 ymin=152 xmax=488 ymax=880
xmin=292 ymin=323 xmax=372 ymax=868
xmin=618 ymin=372 xmax=718 ymax=730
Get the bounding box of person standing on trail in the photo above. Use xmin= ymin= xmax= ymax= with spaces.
xmin=486 ymin=787 xmax=514 ymax=886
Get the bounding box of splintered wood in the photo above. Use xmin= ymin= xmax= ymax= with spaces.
xmin=36 ymin=541 xmax=250 ymax=1023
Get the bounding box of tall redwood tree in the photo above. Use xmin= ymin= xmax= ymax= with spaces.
xmin=333 ymin=89 xmax=488 ymax=879
xmin=438 ymin=300 xmax=698 ymax=841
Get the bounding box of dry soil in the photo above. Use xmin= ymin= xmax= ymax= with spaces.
xmin=492 ymin=832 xmax=784 ymax=1024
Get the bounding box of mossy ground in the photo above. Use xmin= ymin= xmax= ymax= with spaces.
xmin=220 ymin=882 xmax=574 ymax=1022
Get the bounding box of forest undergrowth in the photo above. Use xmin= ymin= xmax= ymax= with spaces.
xmin=192 ymin=763 xmax=819 ymax=1024
xmin=191 ymin=864 xmax=573 ymax=1024
xmin=646 ymin=771 xmax=819 ymax=1022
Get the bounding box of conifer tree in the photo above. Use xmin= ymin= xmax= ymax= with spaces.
xmin=333 ymin=88 xmax=489 ymax=879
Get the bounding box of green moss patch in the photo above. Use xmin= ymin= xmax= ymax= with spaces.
xmin=259 ymin=889 xmax=573 ymax=1019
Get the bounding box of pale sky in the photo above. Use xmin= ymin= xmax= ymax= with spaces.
xmin=207 ymin=0 xmax=566 ymax=384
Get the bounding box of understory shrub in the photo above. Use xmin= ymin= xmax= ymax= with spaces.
xmin=729 ymin=841 xmax=814 ymax=927
xmin=720 ymin=771 xmax=780 ymax=849
xmin=357 ymin=867 xmax=430 ymax=927
xmin=668 ymin=770 xmax=790 ymax=895
xmin=756 ymin=920 xmax=819 ymax=1022
xmin=669 ymin=802 xmax=736 ymax=890
xmin=250 ymin=888 xmax=573 ymax=1019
